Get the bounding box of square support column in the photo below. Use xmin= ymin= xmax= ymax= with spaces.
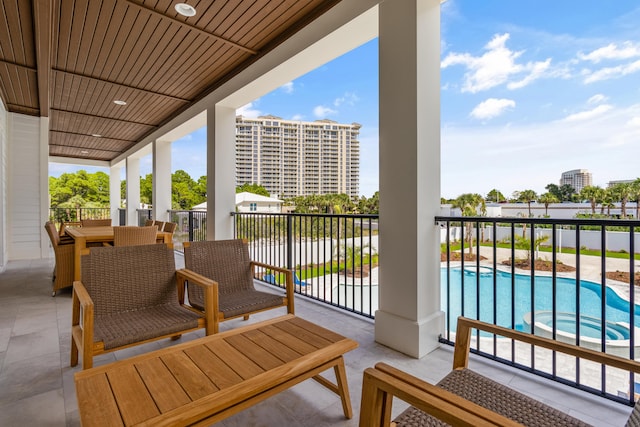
xmin=126 ymin=157 xmax=141 ymax=226
xmin=109 ymin=165 xmax=122 ymax=225
xmin=375 ymin=0 xmax=443 ymax=358
xmin=153 ymin=140 xmax=172 ymax=222
xmin=206 ymin=106 xmax=236 ymax=240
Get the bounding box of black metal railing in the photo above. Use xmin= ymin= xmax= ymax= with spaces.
xmin=436 ymin=215 xmax=640 ymax=405
xmin=166 ymin=210 xmax=207 ymax=250
xmin=49 ymin=207 xmax=111 ymax=222
xmin=232 ymin=212 xmax=379 ymax=318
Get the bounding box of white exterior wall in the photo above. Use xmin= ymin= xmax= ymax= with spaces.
xmin=236 ymin=201 xmax=282 ymax=213
xmin=0 ymin=102 xmax=6 ymax=270
xmin=7 ymin=114 xmax=46 ymax=260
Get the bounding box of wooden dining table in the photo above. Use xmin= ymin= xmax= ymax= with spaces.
xmin=65 ymin=226 xmax=172 ymax=281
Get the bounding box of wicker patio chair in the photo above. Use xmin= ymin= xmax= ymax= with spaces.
xmin=70 ymin=243 xmax=214 ymax=369
xmin=359 ymin=316 xmax=640 ymax=427
xmin=112 ymin=225 xmax=158 ymax=246
xmin=154 ymin=220 xmax=165 ymax=232
xmin=182 ymin=239 xmax=294 ymax=333
xmin=44 ymin=221 xmax=75 ymax=296
xmin=80 ymin=218 xmax=112 ymax=227
xmin=162 ymin=221 xmax=177 ymax=234
xmin=144 ymin=219 xmax=155 ymax=226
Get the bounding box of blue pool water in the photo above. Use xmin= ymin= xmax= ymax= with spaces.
xmin=442 ymin=267 xmax=640 ymax=338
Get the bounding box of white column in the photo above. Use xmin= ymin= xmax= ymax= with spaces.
xmin=39 ymin=117 xmax=49 ymax=258
xmin=126 ymin=157 xmax=141 ymax=226
xmin=153 ymin=140 xmax=172 ymax=222
xmin=109 ymin=165 xmax=122 ymax=225
xmin=206 ymin=106 xmax=236 ymax=240
xmin=375 ymin=0 xmax=443 ymax=358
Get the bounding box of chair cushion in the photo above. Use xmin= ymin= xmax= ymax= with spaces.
xmin=95 ymin=303 xmax=201 ymax=349
xmin=393 ymin=369 xmax=592 ymax=427
xmin=189 ymin=288 xmax=285 ymax=318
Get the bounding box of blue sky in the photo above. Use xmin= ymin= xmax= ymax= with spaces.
xmin=50 ymin=1 xmax=640 ymax=200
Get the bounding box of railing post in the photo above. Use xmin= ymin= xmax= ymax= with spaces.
xmin=286 ymin=214 xmax=293 ymax=270
xmin=188 ymin=211 xmax=194 ymax=242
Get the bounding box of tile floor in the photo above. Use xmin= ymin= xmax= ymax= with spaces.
xmin=0 ymin=255 xmax=635 ymax=426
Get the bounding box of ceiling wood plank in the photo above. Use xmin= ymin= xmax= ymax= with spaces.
xmin=50 ymin=107 xmax=158 ymax=127
xmin=124 ymin=0 xmax=258 ymax=55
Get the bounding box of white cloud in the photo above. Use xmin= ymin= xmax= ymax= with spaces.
xmin=583 ymin=59 xmax=640 ymax=84
xmin=313 ymin=105 xmax=337 ymax=118
xmin=578 ymin=42 xmax=640 ymax=63
xmin=333 ymin=92 xmax=359 ymax=107
xmin=237 ymin=102 xmax=262 ymax=118
xmin=470 ymin=98 xmax=515 ymax=120
xmin=280 ymin=82 xmax=294 ymax=94
xmin=587 ymin=94 xmax=608 ymax=105
xmin=290 ymin=114 xmax=304 ymax=121
xmin=441 ymin=33 xmax=551 ymax=93
xmin=561 ymin=104 xmax=613 ymax=122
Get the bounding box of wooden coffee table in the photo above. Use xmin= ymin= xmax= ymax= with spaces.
xmin=74 ymin=315 xmax=358 ymax=426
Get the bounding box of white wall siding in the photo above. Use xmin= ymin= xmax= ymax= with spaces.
xmin=7 ymin=114 xmax=44 ymax=260
xmin=0 ymin=102 xmax=6 ymax=270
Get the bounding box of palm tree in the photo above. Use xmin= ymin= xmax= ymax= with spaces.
xmin=451 ymin=193 xmax=485 ymax=255
xmin=518 ymin=189 xmax=538 ymax=217
xmin=610 ymin=182 xmax=632 ymax=217
xmin=631 ymin=178 xmax=640 ymax=219
xmin=537 ymin=192 xmax=559 ymax=216
xmin=579 ymin=185 xmax=604 ymax=215
xmin=486 ymin=189 xmax=505 ymax=203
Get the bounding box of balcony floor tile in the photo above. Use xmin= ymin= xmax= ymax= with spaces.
xmin=0 ymin=255 xmax=634 ymax=426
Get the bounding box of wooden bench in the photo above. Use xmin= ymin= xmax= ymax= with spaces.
xmin=75 ymin=315 xmax=358 ymax=426
xmin=360 ymin=316 xmax=640 ymax=427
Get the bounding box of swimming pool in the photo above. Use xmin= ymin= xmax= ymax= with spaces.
xmin=441 ymin=267 xmax=640 ymax=339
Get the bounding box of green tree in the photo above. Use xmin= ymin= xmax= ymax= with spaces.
xmin=579 ymin=185 xmax=604 ymax=215
xmin=632 ymin=178 xmax=640 ymax=219
xmin=610 ymin=182 xmax=633 ymax=217
xmin=451 ymin=193 xmax=485 ymax=255
xmin=236 ymin=183 xmax=270 ymax=196
xmin=545 ymin=183 xmax=575 ymax=202
xmin=537 ymin=192 xmax=559 ymax=216
xmin=518 ymin=189 xmax=538 ymax=217
xmin=49 ymin=170 xmax=110 ymax=207
xmin=486 ymin=189 xmax=505 ymax=203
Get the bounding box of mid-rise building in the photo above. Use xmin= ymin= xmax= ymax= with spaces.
xmin=235 ymin=115 xmax=360 ymax=199
xmin=560 ymin=169 xmax=592 ymax=193
xmin=607 ymin=179 xmax=634 ymax=188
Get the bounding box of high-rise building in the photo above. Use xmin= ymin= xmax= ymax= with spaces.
xmin=560 ymin=169 xmax=592 ymax=192
xmin=235 ymin=115 xmax=361 ymax=199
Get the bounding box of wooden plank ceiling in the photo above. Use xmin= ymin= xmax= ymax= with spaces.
xmin=0 ymin=0 xmax=340 ymax=161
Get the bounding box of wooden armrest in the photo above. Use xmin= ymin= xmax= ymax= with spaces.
xmin=360 ymin=365 xmax=523 ymax=427
xmin=454 ymin=317 xmax=640 ymax=373
xmin=72 ymin=281 xmax=95 ymax=355
xmin=251 ymin=261 xmax=295 ymax=314
xmin=176 ymin=268 xmax=217 ymax=335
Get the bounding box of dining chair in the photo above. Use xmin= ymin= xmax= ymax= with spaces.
xmin=112 ymin=226 xmax=158 ymax=246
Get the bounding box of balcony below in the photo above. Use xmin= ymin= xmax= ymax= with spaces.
xmin=0 ymin=254 xmax=635 ymax=426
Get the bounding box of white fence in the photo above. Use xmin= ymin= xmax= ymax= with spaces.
xmin=441 ymin=225 xmax=640 ymax=253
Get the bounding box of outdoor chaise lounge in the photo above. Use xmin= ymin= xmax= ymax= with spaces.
xmin=70 ymin=243 xmax=214 ymax=369
xmin=182 ymin=239 xmax=294 ymax=333
xmin=360 ymin=316 xmax=640 ymax=427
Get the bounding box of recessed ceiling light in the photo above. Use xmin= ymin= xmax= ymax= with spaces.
xmin=80 ymin=150 xmax=89 ymax=154
xmin=113 ymin=100 xmax=127 ymax=105
xmin=175 ymin=3 xmax=196 ymax=17
xmin=91 ymin=134 xmax=102 ymax=138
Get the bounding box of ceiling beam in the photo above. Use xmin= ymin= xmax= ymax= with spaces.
xmin=52 ymin=68 xmax=192 ymax=104
xmin=49 ymin=142 xmax=123 ymax=153
xmin=33 ymin=0 xmax=52 ymax=117
xmin=50 ymin=129 xmax=136 ymax=143
xmin=50 ymin=108 xmax=158 ymax=127
xmin=0 ymin=59 xmax=37 ymax=72
xmin=124 ymin=0 xmax=258 ymax=55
